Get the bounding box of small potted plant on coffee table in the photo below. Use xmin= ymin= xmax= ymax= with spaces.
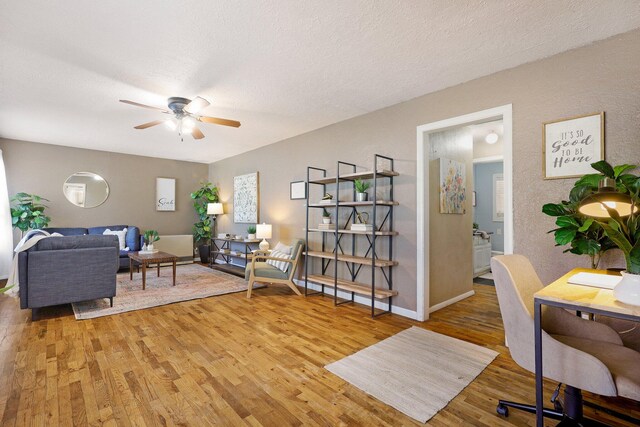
xmin=247 ymin=225 xmax=257 ymax=240
xmin=144 ymin=230 xmax=160 ymax=251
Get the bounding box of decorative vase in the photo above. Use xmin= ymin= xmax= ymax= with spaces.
xmin=356 ymin=192 xmax=368 ymax=202
xmin=147 ymin=244 xmax=154 ymax=251
xmin=613 ymin=271 xmax=640 ymax=306
xmin=248 ymin=233 xmax=256 ymax=240
xmin=198 ymin=244 xmax=210 ymax=263
xmin=322 ymin=217 xmax=331 ymax=224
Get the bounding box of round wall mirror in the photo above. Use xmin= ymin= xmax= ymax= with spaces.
xmin=63 ymin=172 xmax=109 ymax=208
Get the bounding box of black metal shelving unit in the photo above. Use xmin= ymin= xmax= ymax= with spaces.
xmin=303 ymin=154 xmax=398 ymax=318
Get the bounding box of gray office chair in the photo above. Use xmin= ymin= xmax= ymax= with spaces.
xmin=491 ymin=255 xmax=640 ymax=426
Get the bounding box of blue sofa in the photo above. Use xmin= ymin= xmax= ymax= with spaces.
xmin=43 ymin=225 xmax=144 ymax=269
xmin=18 ymin=234 xmax=119 ymax=319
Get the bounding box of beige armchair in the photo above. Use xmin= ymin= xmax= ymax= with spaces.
xmin=491 ymin=255 xmax=640 ymax=425
xmin=245 ymin=239 xmax=304 ymax=298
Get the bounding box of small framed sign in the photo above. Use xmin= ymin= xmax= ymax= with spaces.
xmin=543 ymin=112 xmax=604 ymax=179
xmin=156 ymin=177 xmax=176 ymax=211
xmin=290 ymin=181 xmax=307 ymax=200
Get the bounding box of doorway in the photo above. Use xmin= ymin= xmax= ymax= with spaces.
xmin=416 ymin=105 xmax=513 ymax=322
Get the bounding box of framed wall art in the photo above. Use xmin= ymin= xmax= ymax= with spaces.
xmin=543 ymin=112 xmax=604 ymax=179
xmin=290 ymin=181 xmax=306 ymax=200
xmin=234 ymin=172 xmax=259 ymax=223
xmin=156 ymin=177 xmax=176 ymax=211
xmin=439 ymin=158 xmax=466 ymax=214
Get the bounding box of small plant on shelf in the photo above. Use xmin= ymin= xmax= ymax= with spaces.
xmin=354 ymin=179 xmax=370 ymax=202
xmin=247 ymin=225 xmax=257 ymax=239
xmin=322 ymin=208 xmax=331 ymax=224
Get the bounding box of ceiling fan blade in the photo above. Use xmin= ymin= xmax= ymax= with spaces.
xmin=191 ymin=126 xmax=205 ymax=140
xmin=197 ymin=115 xmax=241 ymax=128
xmin=120 ymin=99 xmax=169 ymax=112
xmin=134 ymin=120 xmax=165 ymax=129
xmin=184 ymin=96 xmax=210 ymax=114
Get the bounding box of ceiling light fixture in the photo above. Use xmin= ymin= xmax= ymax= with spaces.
xmin=485 ymin=131 xmax=499 ymax=144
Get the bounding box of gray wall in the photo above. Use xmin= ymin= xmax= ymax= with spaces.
xmin=473 ymin=162 xmax=505 ymax=253
xmin=210 ymin=29 xmax=640 ymax=312
xmin=1 ymin=138 xmax=208 ymax=244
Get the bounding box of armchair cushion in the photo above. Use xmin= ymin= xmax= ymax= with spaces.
xmin=266 ymin=250 xmax=291 ymax=272
xmin=245 ymin=262 xmax=289 ymax=281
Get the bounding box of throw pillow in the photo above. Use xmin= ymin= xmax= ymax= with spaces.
xmin=103 ymin=228 xmax=127 ymax=250
xmin=266 ymin=250 xmax=290 ymax=272
xmin=272 ymin=241 xmax=292 ymax=255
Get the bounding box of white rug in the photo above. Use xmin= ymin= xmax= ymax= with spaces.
xmin=325 ymin=326 xmax=498 ymax=423
xmin=72 ymin=263 xmax=261 ymax=319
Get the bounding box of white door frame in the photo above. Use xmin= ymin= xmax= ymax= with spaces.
xmin=416 ymin=104 xmax=513 ymax=321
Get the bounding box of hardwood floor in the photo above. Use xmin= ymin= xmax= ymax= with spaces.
xmin=0 ymin=281 xmax=638 ymax=426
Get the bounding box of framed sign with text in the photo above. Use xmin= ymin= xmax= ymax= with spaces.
xmin=543 ymin=112 xmax=604 ymax=179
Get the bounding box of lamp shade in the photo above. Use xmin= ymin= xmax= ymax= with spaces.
xmin=578 ymin=178 xmax=637 ymax=218
xmin=256 ymin=223 xmax=272 ymax=239
xmin=207 ymin=203 xmax=224 ymax=215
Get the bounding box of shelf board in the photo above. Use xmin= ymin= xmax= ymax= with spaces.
xmin=212 ymin=251 xmax=253 ymax=259
xmin=307 ymin=274 xmax=398 ymax=298
xmin=303 ymin=251 xmax=397 ymax=267
xmin=307 ymin=200 xmax=398 ymax=208
xmin=210 ymin=263 xmax=246 ymax=278
xmin=307 ymin=228 xmax=397 ymax=236
xmin=309 ymin=169 xmax=398 ymax=185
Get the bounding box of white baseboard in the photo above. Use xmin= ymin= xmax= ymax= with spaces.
xmin=294 ymin=278 xmax=419 ymax=320
xmin=429 ymin=290 xmax=475 ymax=314
xmin=491 ymin=251 xmax=504 ymax=256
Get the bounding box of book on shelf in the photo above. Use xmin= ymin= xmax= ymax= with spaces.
xmin=317 ymin=223 xmax=337 ymax=230
xmin=350 ymin=224 xmax=374 ymax=231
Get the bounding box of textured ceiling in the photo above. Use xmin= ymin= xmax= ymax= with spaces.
xmin=1 ymin=1 xmax=639 ymax=163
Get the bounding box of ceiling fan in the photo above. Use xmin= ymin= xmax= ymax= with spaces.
xmin=119 ymin=96 xmax=241 ymax=140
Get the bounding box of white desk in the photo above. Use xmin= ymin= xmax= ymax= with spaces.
xmin=533 ymin=268 xmax=640 ymax=427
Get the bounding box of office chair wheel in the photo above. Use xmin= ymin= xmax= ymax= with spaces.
xmin=496 ymin=403 xmax=509 ymax=417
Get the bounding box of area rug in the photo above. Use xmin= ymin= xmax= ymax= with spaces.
xmin=325 ymin=326 xmax=498 ymax=423
xmin=72 ymin=263 xmax=260 ymax=319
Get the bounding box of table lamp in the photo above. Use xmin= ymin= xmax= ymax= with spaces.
xmin=207 ymin=203 xmax=224 ymax=236
xmin=256 ymin=223 xmax=272 ymax=251
xmin=578 ymin=178 xmax=637 ymax=218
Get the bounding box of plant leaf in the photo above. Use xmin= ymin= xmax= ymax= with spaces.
xmin=578 ymin=218 xmax=594 ymax=232
xmin=591 ymin=160 xmax=615 ymax=178
xmin=574 ymin=174 xmax=603 ymax=189
xmin=542 ymin=203 xmax=568 ymax=217
xmin=629 ymin=241 xmax=640 ymax=275
xmin=569 ymin=185 xmax=592 ymax=203
xmin=614 ymin=164 xmax=637 ymax=178
xmin=556 ymin=216 xmax=579 ymax=228
xmin=599 ymin=221 xmax=633 ymax=255
xmin=554 ymin=228 xmax=577 ymax=245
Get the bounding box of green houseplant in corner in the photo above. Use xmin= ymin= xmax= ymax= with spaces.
xmin=190 ymin=182 xmax=219 ymax=263
xmin=10 ymin=192 xmax=51 ymax=237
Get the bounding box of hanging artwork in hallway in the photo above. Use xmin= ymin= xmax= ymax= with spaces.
xmin=439 ymin=158 xmax=466 ymax=214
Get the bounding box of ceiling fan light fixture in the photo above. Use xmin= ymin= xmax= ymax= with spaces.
xmin=184 ymin=96 xmax=210 ymax=114
xmin=164 ymin=119 xmax=177 ymax=130
xmin=485 ymin=131 xmax=499 ymax=144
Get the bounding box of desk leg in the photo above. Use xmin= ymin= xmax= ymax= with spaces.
xmin=142 ymin=263 xmax=147 ymax=290
xmin=129 ymin=258 xmax=133 ymax=280
xmin=157 ymin=263 xmax=160 ymax=277
xmin=172 ymin=261 xmax=176 ymax=286
xmin=534 ymin=300 xmax=543 ymax=427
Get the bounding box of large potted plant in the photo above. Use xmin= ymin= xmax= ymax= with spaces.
xmin=545 ymin=161 xmax=640 ymax=305
xmin=190 ymin=182 xmax=219 ymax=263
xmin=10 ymin=192 xmax=51 ymax=237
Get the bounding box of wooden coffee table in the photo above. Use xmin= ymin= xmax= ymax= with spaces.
xmin=128 ymin=251 xmax=178 ymax=290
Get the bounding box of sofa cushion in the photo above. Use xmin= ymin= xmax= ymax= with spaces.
xmin=245 ymin=262 xmax=289 ymax=280
xmin=119 ymin=249 xmax=131 ymax=257
xmin=103 ymin=228 xmax=127 ymax=250
xmin=42 ymin=227 xmax=87 ymax=236
xmin=125 ymin=226 xmax=141 ymax=251
xmin=32 ymin=235 xmax=119 ymax=251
